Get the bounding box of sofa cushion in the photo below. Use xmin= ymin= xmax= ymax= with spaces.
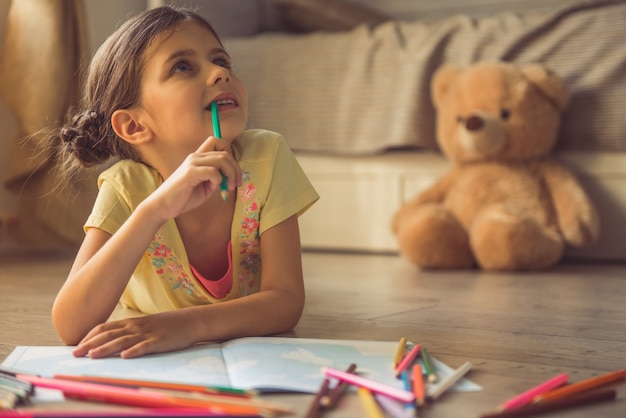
xmin=225 ymin=0 xmax=626 ymax=155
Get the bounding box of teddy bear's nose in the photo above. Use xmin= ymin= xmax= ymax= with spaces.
xmin=465 ymin=115 xmax=484 ymax=131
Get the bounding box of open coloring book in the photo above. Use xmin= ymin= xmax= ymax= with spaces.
xmin=2 ymin=337 xmax=481 ymax=394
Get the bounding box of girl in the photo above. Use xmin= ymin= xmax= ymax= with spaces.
xmin=50 ymin=6 xmax=319 ymax=359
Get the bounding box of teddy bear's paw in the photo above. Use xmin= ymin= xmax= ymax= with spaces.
xmin=396 ymin=205 xmax=474 ymax=269
xmin=470 ymin=211 xmax=564 ymax=271
xmin=559 ymin=207 xmax=601 ymax=248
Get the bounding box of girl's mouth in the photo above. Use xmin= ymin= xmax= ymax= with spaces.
xmin=207 ymin=98 xmax=237 ymax=110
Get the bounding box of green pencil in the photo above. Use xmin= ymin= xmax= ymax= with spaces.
xmin=210 ymin=101 xmax=228 ymax=201
xmin=421 ymin=347 xmax=437 ymax=383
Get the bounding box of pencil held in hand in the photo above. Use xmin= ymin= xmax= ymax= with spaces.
xmin=210 ymin=101 xmax=222 ymax=139
xmin=210 ymin=101 xmax=228 ymax=201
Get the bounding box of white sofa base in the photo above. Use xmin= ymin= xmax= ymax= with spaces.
xmin=296 ymin=151 xmax=626 ymax=262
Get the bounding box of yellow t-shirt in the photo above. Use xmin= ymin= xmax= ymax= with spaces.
xmin=85 ymin=129 xmax=319 ymax=314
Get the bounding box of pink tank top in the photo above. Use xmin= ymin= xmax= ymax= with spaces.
xmin=190 ymin=241 xmax=233 ymax=299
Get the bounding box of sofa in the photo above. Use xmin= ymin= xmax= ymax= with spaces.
xmin=224 ymin=0 xmax=626 ymax=261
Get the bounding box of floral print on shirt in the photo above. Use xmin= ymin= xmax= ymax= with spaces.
xmin=237 ymin=171 xmax=261 ymax=296
xmin=146 ymin=169 xmax=261 ymax=300
xmin=146 ymin=230 xmax=208 ymax=300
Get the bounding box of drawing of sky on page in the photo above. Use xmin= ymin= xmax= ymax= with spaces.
xmin=2 ymin=344 xmax=231 ymax=387
xmin=221 ymin=337 xmax=481 ymax=393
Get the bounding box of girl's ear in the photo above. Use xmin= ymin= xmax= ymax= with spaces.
xmin=111 ymin=109 xmax=153 ymax=145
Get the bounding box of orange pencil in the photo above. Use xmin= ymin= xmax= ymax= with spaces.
xmin=533 ymin=369 xmax=626 ymax=404
xmin=54 ymin=374 xmax=252 ymax=397
xmin=412 ymin=363 xmax=426 ymax=407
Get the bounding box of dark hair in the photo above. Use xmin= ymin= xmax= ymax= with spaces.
xmin=52 ymin=6 xmax=221 ymax=182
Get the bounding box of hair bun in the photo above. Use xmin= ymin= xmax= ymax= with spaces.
xmin=59 ymin=110 xmax=110 ymax=166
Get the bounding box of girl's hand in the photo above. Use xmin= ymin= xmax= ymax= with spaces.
xmin=72 ymin=311 xmax=199 ymax=359
xmin=146 ymin=136 xmax=241 ymax=222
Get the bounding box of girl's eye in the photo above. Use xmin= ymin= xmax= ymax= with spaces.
xmin=173 ymin=61 xmax=193 ymax=73
xmin=214 ymin=55 xmax=232 ymax=69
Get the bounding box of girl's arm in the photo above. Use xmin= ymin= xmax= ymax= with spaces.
xmin=71 ymin=214 xmax=306 ymax=359
xmin=53 ymin=137 xmax=240 ymax=345
xmin=51 ymin=199 xmax=169 ymax=345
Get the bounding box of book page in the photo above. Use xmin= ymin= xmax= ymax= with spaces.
xmin=2 ymin=344 xmax=231 ymax=388
xmin=221 ymin=337 xmax=406 ymax=392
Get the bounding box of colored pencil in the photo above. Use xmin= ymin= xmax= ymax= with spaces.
xmin=323 ymin=367 xmax=415 ymax=403
xmin=395 ymin=344 xmax=421 ymax=377
xmin=0 ymin=409 xmax=257 ymax=417
xmin=16 ymin=374 xmax=272 ymax=416
xmin=533 ymin=369 xmax=626 ymax=404
xmin=412 ymin=364 xmax=426 ymax=407
xmin=0 ymin=388 xmax=19 ymax=410
xmin=357 ymin=387 xmax=385 ymax=418
xmin=210 ymin=101 xmax=228 ymax=201
xmin=53 ymin=374 xmax=252 ymax=397
xmin=374 ymin=393 xmax=419 ymax=418
xmin=0 ymin=368 xmax=34 ymax=378
xmin=393 ymin=337 xmax=407 ymax=367
xmin=498 ymin=373 xmax=568 ymax=411
xmin=427 ymin=361 xmax=473 ymax=401
xmin=0 ymin=377 xmax=30 ymax=400
xmin=304 ymin=378 xmax=330 ymax=418
xmin=480 ymin=389 xmax=617 ymax=418
xmin=0 ymin=373 xmax=34 ymax=396
xmin=319 ymin=363 xmax=357 ymax=408
xmin=420 ymin=348 xmax=437 ymax=383
xmin=138 ymin=387 xmax=292 ymax=415
xmin=400 ymin=371 xmax=417 ymax=415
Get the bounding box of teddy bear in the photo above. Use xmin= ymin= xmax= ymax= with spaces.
xmin=391 ymin=61 xmax=599 ymax=271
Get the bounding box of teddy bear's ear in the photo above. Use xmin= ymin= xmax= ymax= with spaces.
xmin=431 ymin=64 xmax=462 ymax=109
xmin=520 ymin=64 xmax=570 ymax=112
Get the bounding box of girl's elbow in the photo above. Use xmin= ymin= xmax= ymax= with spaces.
xmin=51 ymin=305 xmax=84 ymax=346
xmin=282 ymin=297 xmax=305 ymax=331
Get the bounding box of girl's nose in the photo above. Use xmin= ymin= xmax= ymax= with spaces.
xmin=210 ymin=65 xmax=230 ymax=86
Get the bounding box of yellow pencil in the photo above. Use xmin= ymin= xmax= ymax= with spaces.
xmin=357 ymin=387 xmax=386 ymax=418
xmin=394 ymin=337 xmax=407 ymax=367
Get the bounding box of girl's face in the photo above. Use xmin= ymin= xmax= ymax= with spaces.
xmin=138 ymin=21 xmax=248 ymax=164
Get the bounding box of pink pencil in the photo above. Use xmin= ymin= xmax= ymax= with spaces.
xmin=394 ymin=344 xmax=422 ymax=377
xmin=323 ymin=367 xmax=415 ymax=403
xmin=499 ymin=373 xmax=568 ymax=411
xmin=15 ymin=374 xmax=267 ymax=415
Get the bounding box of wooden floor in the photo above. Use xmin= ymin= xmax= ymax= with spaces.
xmin=1 ymin=250 xmax=625 ymax=417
